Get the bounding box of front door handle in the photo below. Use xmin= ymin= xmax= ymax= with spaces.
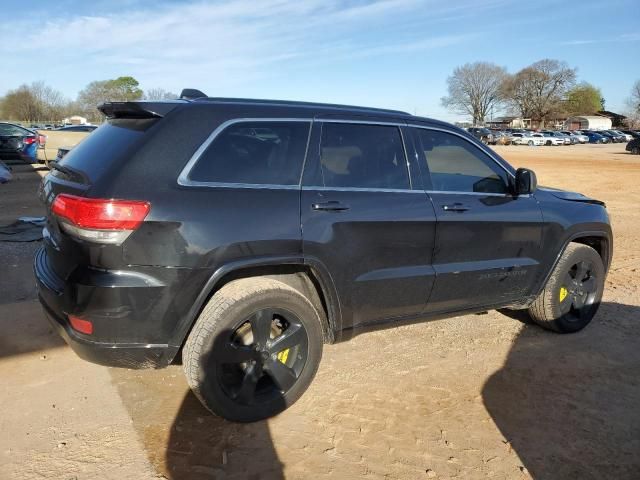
xmin=312 ymin=201 xmax=350 ymax=211
xmin=442 ymin=203 xmax=470 ymax=212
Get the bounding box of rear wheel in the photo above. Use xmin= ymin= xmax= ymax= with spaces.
xmin=632 ymin=146 xmax=640 ymax=155
xmin=183 ymin=277 xmax=324 ymax=422
xmin=528 ymin=244 xmax=604 ymax=333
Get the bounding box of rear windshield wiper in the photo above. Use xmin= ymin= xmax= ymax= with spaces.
xmin=50 ymin=161 xmax=89 ymax=184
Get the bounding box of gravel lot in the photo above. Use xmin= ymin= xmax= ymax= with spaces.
xmin=1 ymin=143 xmax=638 ymax=480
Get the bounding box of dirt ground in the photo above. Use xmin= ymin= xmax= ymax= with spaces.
xmin=1 ymin=143 xmax=639 ymax=480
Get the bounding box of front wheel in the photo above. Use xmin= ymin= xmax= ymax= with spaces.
xmin=528 ymin=140 xmax=534 ymax=146
xmin=183 ymin=277 xmax=324 ymax=422
xmin=528 ymin=244 xmax=605 ymax=333
xmin=632 ymin=146 xmax=640 ymax=155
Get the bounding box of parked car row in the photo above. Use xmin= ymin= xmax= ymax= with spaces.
xmin=0 ymin=121 xmax=98 ymax=165
xmin=465 ymin=126 xmax=640 ymax=148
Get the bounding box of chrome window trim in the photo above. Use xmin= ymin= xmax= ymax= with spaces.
xmin=182 ymin=181 xmax=300 ymax=190
xmin=426 ymin=190 xmax=530 ymax=198
xmin=408 ymin=124 xmax=515 ymax=179
xmin=318 ymin=118 xmax=406 ymax=127
xmin=302 ymin=186 xmax=423 ymax=194
xmin=177 ymin=117 xmax=313 ymax=188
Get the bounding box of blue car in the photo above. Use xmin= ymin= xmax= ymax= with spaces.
xmin=0 ymin=122 xmax=39 ymax=163
xmin=583 ymin=131 xmax=607 ymax=144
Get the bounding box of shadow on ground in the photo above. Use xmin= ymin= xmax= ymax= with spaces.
xmin=484 ymin=302 xmax=640 ymax=480
xmin=0 ymin=300 xmax=65 ymax=359
xmin=110 ymin=356 xmax=284 ymax=479
xmin=165 ymin=331 xmax=285 ymax=479
xmin=165 ymin=391 xmax=283 ymax=480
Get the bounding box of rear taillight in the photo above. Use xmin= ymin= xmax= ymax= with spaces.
xmin=52 ymin=194 xmax=150 ymax=244
xmin=37 ymin=134 xmax=47 ymax=147
xmin=23 ymin=137 xmax=36 ymax=145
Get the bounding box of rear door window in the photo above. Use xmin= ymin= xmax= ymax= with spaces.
xmin=188 ymin=121 xmax=311 ymax=186
xmin=317 ymin=122 xmax=409 ymax=189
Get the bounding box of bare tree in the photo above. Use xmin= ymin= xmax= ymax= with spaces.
xmin=503 ymin=59 xmax=576 ymax=127
xmin=441 ymin=62 xmax=508 ymax=125
xmin=623 ymin=80 xmax=640 ymax=128
xmin=144 ymin=88 xmax=178 ymax=101
xmin=31 ymin=81 xmax=68 ymax=120
xmin=0 ymin=82 xmax=68 ymax=122
xmin=629 ymin=80 xmax=640 ymax=113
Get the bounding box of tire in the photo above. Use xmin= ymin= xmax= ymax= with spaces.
xmin=528 ymin=140 xmax=534 ymax=146
xmin=632 ymin=146 xmax=640 ymax=155
xmin=183 ymin=277 xmax=324 ymax=422
xmin=546 ymin=140 xmax=552 ymax=146
xmin=528 ymin=243 xmax=605 ymax=333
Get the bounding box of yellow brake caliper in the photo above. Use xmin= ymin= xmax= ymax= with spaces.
xmin=559 ymin=286 xmax=568 ymax=302
xmin=276 ymin=348 xmax=290 ymax=364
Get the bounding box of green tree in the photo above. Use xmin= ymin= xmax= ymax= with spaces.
xmin=77 ymin=76 xmax=143 ymax=121
xmin=565 ymin=83 xmax=602 ymax=115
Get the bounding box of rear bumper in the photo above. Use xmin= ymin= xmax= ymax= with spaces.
xmin=33 ymin=246 xmax=177 ymax=368
xmin=38 ymin=298 xmax=172 ymax=368
xmin=0 ymin=149 xmax=37 ymax=163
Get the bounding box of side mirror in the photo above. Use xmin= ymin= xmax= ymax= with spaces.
xmin=515 ymin=168 xmax=537 ymax=195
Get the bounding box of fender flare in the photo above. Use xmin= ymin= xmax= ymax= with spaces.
xmin=168 ymin=255 xmax=343 ymax=349
xmin=533 ymin=229 xmax=612 ymax=298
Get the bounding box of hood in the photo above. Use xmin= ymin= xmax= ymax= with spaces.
xmin=539 ymin=187 xmax=606 ymax=207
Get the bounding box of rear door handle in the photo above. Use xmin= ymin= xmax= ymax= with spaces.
xmin=312 ymin=201 xmax=350 ymax=211
xmin=442 ymin=203 xmax=470 ymax=212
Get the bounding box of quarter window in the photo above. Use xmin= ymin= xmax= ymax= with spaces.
xmin=415 ymin=129 xmax=508 ymax=194
xmin=318 ymin=123 xmax=409 ymax=189
xmin=189 ymin=121 xmax=310 ymax=185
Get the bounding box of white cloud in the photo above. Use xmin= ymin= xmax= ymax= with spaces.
xmin=560 ymin=32 xmax=640 ymax=46
xmin=0 ymin=0 xmax=486 ymax=96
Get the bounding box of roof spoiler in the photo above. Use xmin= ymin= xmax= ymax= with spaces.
xmin=98 ymin=101 xmax=181 ymax=119
xmin=180 ymin=88 xmax=207 ymax=100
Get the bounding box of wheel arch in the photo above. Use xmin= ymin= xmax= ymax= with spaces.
xmin=169 ymin=256 xmax=342 ymax=359
xmin=533 ymin=230 xmax=612 ymax=300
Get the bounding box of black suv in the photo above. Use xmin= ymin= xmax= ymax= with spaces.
xmin=466 ymin=127 xmax=493 ymax=144
xmin=35 ymin=91 xmax=612 ymax=422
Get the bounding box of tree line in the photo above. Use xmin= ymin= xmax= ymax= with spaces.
xmin=0 ymin=76 xmax=177 ymax=123
xmin=442 ymin=59 xmax=640 ymax=128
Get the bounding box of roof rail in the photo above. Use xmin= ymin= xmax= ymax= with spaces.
xmin=193 ymin=97 xmax=409 ymax=116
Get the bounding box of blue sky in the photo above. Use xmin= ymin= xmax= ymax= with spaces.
xmin=1 ymin=0 xmax=639 ymax=121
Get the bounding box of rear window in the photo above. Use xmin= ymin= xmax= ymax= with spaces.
xmin=188 ymin=121 xmax=311 ymax=186
xmin=59 ymin=118 xmax=157 ymax=182
xmin=0 ymin=123 xmax=31 ymax=136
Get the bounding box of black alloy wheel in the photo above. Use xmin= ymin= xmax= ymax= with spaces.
xmin=215 ymin=308 xmax=309 ymax=406
xmin=557 ymin=260 xmax=599 ymax=323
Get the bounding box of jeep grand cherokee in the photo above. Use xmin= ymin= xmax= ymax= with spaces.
xmin=35 ymin=90 xmax=612 ymax=422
